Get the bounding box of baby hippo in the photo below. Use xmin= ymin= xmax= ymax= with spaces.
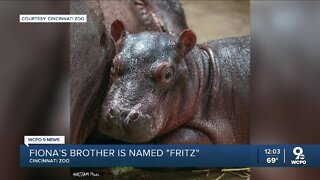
xmin=98 ymin=20 xmax=250 ymax=144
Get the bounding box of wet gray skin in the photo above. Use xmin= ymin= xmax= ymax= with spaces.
xmin=98 ymin=20 xmax=250 ymax=144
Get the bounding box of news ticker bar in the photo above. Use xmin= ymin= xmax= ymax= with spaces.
xmin=20 ymin=145 xmax=320 ymax=167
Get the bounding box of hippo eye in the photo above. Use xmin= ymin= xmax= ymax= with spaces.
xmin=152 ymin=62 xmax=174 ymax=86
xmin=163 ymin=68 xmax=173 ymax=81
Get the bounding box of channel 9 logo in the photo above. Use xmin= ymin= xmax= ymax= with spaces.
xmin=291 ymin=147 xmax=307 ymax=165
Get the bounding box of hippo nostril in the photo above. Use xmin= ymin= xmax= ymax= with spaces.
xmin=109 ymin=108 xmax=116 ymax=116
xmin=129 ymin=112 xmax=140 ymax=122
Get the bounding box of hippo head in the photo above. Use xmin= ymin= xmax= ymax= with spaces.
xmin=98 ymin=20 xmax=198 ymax=143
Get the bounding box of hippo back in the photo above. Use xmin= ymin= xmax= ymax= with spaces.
xmin=203 ymin=36 xmax=250 ymax=144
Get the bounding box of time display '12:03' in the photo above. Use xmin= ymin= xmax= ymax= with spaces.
xmin=264 ymin=149 xmax=281 ymax=155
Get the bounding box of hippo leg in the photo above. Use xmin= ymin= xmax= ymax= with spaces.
xmin=152 ymin=127 xmax=211 ymax=144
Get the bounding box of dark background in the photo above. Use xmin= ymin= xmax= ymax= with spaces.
xmin=0 ymin=1 xmax=319 ymax=179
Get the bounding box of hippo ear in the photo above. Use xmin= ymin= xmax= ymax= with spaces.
xmin=178 ymin=29 xmax=196 ymax=55
xmin=111 ymin=20 xmax=126 ymax=42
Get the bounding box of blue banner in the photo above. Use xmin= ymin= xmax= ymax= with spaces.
xmin=20 ymin=144 xmax=320 ymax=167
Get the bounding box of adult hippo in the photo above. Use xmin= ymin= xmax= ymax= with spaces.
xmin=70 ymin=0 xmax=188 ymax=144
xmin=95 ymin=20 xmax=250 ymax=144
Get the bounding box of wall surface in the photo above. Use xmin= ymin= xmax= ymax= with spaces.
xmin=181 ymin=0 xmax=250 ymax=43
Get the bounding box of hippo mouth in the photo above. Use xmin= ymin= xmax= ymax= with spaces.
xmin=87 ymin=127 xmax=174 ymax=144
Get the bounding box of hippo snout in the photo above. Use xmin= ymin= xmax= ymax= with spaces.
xmin=107 ymin=108 xmax=142 ymax=125
xmin=100 ymin=107 xmax=155 ymax=142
